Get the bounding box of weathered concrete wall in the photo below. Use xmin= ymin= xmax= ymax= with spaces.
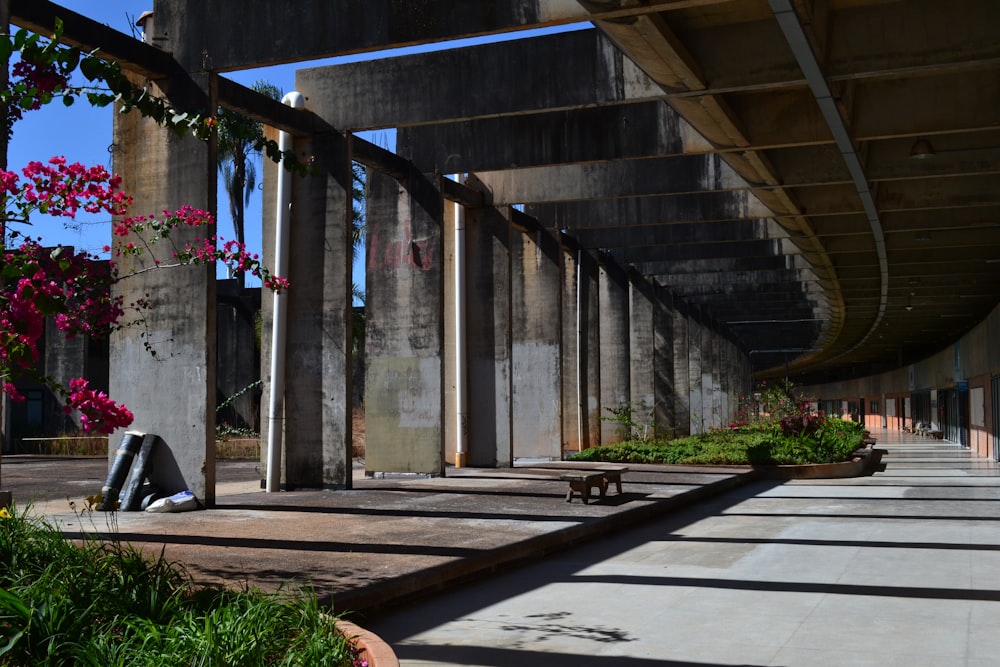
xmin=599 ymin=260 xmax=630 ymax=443
xmin=652 ymin=286 xmax=677 ymax=437
xmin=111 ymin=77 xmax=216 ymax=504
xmin=465 ymin=206 xmax=513 ymax=467
xmin=287 ymin=133 xmax=354 ymax=488
xmin=511 ymin=218 xmax=563 ymax=459
xmin=672 ymin=301 xmax=691 ymax=437
xmin=560 ymin=247 xmax=581 ymax=454
xmin=580 ymin=250 xmax=602 ymax=449
xmin=687 ymin=316 xmax=704 ymax=435
xmin=364 ymin=169 xmax=445 ymax=475
xmin=702 ymin=323 xmax=719 ymax=430
xmin=629 ymin=273 xmax=656 ymax=439
xmin=803 ymin=301 xmax=1000 ymax=402
xmin=260 ymin=129 xmax=354 ymax=488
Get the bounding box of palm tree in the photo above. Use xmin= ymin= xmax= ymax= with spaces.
xmin=217 ymin=80 xmax=282 ymax=288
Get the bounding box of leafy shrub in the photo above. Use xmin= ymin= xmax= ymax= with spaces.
xmin=0 ymin=506 xmax=362 ymax=666
xmin=573 ymin=416 xmax=865 ymax=466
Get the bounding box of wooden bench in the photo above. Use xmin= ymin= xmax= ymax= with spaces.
xmin=561 ymin=467 xmax=628 ymax=504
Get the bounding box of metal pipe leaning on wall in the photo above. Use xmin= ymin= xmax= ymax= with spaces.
xmin=99 ymin=430 xmax=144 ymax=510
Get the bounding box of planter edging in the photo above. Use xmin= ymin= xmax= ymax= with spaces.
xmin=337 ymin=619 xmax=399 ymax=667
xmin=753 ymin=446 xmax=885 ymax=480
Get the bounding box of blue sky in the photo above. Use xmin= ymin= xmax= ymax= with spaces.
xmin=10 ymin=2 xmax=588 ymax=294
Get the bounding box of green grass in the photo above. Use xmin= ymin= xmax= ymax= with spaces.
xmin=573 ymin=417 xmax=867 ymax=466
xmin=0 ymin=507 xmax=363 ymax=666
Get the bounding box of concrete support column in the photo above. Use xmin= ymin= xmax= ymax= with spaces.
xmin=653 ymin=286 xmax=676 ymax=438
xmin=511 ymin=219 xmax=563 ymax=459
xmin=599 ymin=260 xmax=630 ymax=443
xmin=580 ymin=250 xmax=601 ymax=449
xmin=216 ymin=284 xmax=258 ymax=434
xmin=111 ymin=76 xmax=216 ymax=504
xmin=702 ymin=324 xmax=719 ymax=430
xmin=672 ymin=303 xmax=691 ymax=437
xmin=719 ymin=338 xmax=733 ymax=425
xmin=44 ymin=320 xmax=89 ymax=432
xmin=560 ymin=247 xmax=580 ymax=454
xmin=560 ymin=245 xmax=601 ymax=452
xmin=262 ymin=131 xmax=354 ymax=489
xmin=465 ymin=206 xmax=513 ymax=467
xmin=364 ymin=169 xmax=445 ymax=475
xmin=628 ymin=272 xmax=656 ymax=439
xmin=688 ymin=315 xmax=704 ymax=435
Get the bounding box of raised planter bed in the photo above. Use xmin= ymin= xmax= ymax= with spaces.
xmin=754 ymin=446 xmax=885 ymax=480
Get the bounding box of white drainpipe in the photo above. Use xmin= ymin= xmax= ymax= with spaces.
xmin=265 ymin=91 xmax=304 ymax=492
xmin=576 ymin=248 xmax=585 ymax=451
xmin=451 ymin=174 xmax=468 ymax=467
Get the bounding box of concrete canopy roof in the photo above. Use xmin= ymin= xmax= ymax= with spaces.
xmin=581 ymin=0 xmax=1000 ymax=382
xmin=297 ymin=0 xmax=1000 ymax=382
xmin=18 ymin=0 xmax=1000 ymax=384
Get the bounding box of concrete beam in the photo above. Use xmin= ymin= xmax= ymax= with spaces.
xmin=612 ymin=239 xmax=784 ymax=264
xmin=474 ymin=153 xmax=748 ymax=205
xmin=526 ymin=191 xmax=773 ymax=227
xmin=571 ymin=219 xmax=772 ymax=249
xmin=152 ymin=0 xmax=728 ymax=72
xmin=398 ymin=102 xmax=689 ymax=173
xmin=297 ymin=29 xmax=661 ymax=131
xmin=642 ymin=255 xmax=800 ymax=276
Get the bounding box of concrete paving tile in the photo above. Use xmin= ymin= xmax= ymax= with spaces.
xmin=666 ymin=586 xmax=826 ymax=620
xmin=644 ymin=606 xmax=805 ymax=648
xmin=624 ymin=640 xmax=784 ymax=666
xmin=784 ymin=602 xmax=969 ymax=658
xmin=772 ymin=646 xmax=962 ymax=667
xmin=723 ymin=542 xmax=859 ymax=582
xmin=967 ymin=598 xmax=1000 ymax=626
xmin=968 ymin=551 xmax=1000 ymax=587
xmin=804 ymin=593 xmax=972 ymax=625
xmin=838 ymin=547 xmax=972 ymax=589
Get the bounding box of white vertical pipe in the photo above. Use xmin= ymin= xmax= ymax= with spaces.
xmin=451 ymin=174 xmax=468 ymax=467
xmin=265 ymin=91 xmax=304 ymax=492
xmin=576 ymin=248 xmax=585 ymax=451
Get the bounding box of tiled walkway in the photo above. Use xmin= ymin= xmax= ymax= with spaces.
xmin=366 ymin=430 xmax=1000 ymax=666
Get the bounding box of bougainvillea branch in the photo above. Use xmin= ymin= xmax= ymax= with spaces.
xmin=0 ymin=19 xmax=294 ymax=434
xmin=0 ymin=156 xmax=290 ymax=432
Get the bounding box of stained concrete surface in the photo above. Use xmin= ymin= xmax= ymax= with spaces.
xmin=7 ymin=430 xmax=999 ymax=666
xmin=3 ymin=453 xmax=753 ymax=617
xmin=364 ymin=431 xmax=1000 ymax=666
